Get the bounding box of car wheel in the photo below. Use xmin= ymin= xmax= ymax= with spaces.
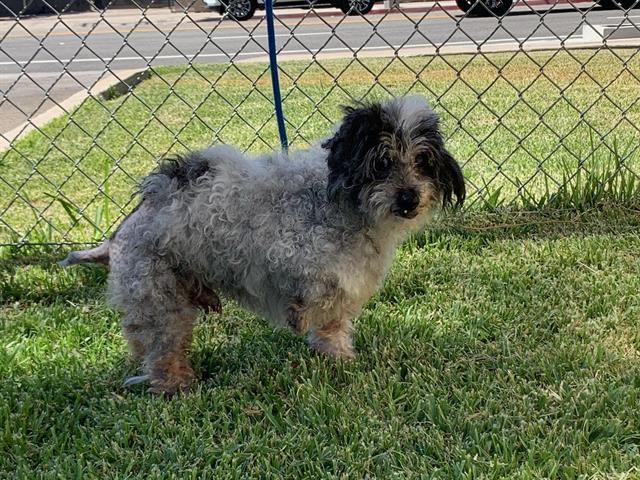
xmin=598 ymin=0 xmax=637 ymax=9
xmin=455 ymin=0 xmax=512 ymax=16
xmin=339 ymin=0 xmax=375 ymax=15
xmin=221 ymin=0 xmax=257 ymax=21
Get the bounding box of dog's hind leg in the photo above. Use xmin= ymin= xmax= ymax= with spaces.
xmin=109 ymin=258 xmax=198 ymax=395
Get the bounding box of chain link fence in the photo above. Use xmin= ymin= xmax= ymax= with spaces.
xmin=0 ymin=0 xmax=639 ymax=247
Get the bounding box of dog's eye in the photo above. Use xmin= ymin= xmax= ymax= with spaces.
xmin=374 ymin=155 xmax=391 ymax=174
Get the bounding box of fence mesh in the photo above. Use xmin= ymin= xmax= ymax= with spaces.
xmin=0 ymin=0 xmax=639 ymax=247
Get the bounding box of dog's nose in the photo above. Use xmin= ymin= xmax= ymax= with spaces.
xmin=396 ymin=189 xmax=420 ymax=217
xmin=399 ymin=189 xmax=419 ymax=210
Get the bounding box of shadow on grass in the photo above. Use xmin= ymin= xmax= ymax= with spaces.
xmin=3 ymin=317 xmax=317 ymax=401
xmin=0 ymin=251 xmax=107 ymax=305
xmin=419 ymin=206 xmax=640 ymax=250
xmin=5 ymin=296 xmax=637 ymax=411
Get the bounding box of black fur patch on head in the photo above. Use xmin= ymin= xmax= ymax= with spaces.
xmin=412 ymin=117 xmax=465 ymax=208
xmin=154 ymin=153 xmax=212 ymax=190
xmin=322 ymin=103 xmax=394 ymax=204
xmin=324 ymin=99 xmax=465 ymax=209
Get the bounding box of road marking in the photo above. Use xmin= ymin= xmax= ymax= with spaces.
xmin=0 ymin=35 xmax=562 ymax=67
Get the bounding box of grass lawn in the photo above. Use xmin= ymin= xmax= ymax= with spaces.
xmin=1 ymin=209 xmax=639 ymax=478
xmin=0 ymin=49 xmax=639 ymax=243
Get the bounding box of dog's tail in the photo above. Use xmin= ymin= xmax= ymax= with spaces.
xmin=58 ymin=240 xmax=110 ymax=267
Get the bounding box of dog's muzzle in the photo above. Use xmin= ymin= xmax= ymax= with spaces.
xmin=393 ymin=189 xmax=420 ymax=219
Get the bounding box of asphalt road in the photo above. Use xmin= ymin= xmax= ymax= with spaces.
xmin=0 ymin=3 xmax=637 ymax=135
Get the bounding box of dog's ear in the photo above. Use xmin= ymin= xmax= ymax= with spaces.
xmin=324 ymin=104 xmax=387 ymax=203
xmin=321 ymin=106 xmax=356 ymax=151
xmin=416 ymin=144 xmax=465 ymax=209
xmin=436 ymin=149 xmax=466 ymax=208
xmin=414 ymin=116 xmax=466 ymax=209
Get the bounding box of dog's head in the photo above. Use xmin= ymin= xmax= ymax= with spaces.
xmin=322 ymin=96 xmax=465 ymax=224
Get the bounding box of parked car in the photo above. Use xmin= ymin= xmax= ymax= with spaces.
xmin=455 ymin=0 xmax=638 ymax=16
xmin=454 ymin=0 xmax=510 ymax=15
xmin=207 ymin=0 xmax=638 ymax=21
xmin=204 ymin=0 xmax=378 ymax=21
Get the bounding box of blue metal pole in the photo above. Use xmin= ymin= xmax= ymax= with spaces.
xmin=264 ymin=0 xmax=288 ymax=152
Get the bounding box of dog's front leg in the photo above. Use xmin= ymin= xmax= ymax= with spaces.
xmin=288 ymin=301 xmax=356 ymax=358
xmin=288 ymin=279 xmax=355 ymax=359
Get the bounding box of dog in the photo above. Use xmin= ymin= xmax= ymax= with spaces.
xmin=60 ymin=95 xmax=465 ymax=394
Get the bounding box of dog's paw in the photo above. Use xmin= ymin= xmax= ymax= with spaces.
xmin=146 ymin=360 xmax=195 ymax=396
xmin=147 ymin=376 xmax=193 ymax=396
xmin=308 ymin=337 xmax=356 ymax=360
xmin=316 ymin=345 xmax=356 ymax=361
xmin=307 ymin=322 xmax=355 ymax=360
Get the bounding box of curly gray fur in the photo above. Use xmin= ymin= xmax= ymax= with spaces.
xmin=61 ymin=95 xmax=465 ymax=394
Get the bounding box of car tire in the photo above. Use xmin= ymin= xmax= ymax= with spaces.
xmin=455 ymin=0 xmax=513 ymax=16
xmin=454 ymin=0 xmax=474 ymax=12
xmin=598 ymin=0 xmax=637 ymax=9
xmin=339 ymin=0 xmax=376 ymax=15
xmin=220 ymin=0 xmax=258 ymax=21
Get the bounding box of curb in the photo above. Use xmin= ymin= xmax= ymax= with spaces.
xmin=1 ymin=69 xmax=149 ymax=151
xmin=583 ymin=23 xmax=640 ymax=41
xmin=237 ymin=37 xmax=639 ymax=63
